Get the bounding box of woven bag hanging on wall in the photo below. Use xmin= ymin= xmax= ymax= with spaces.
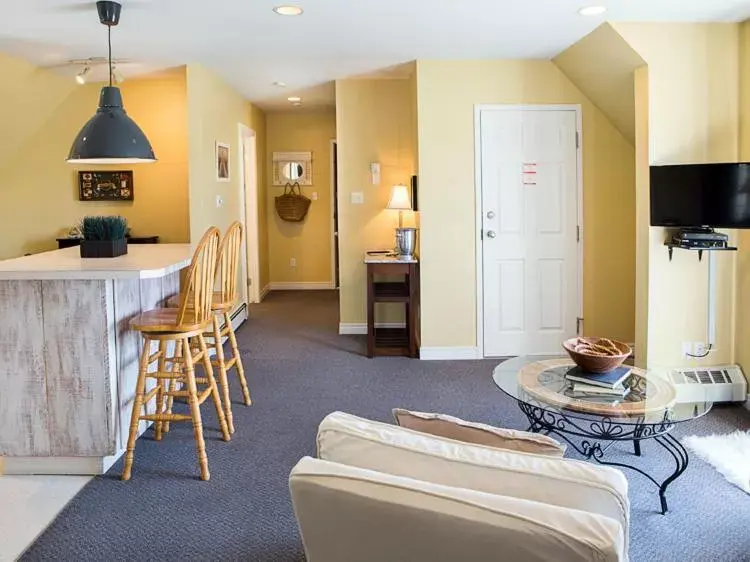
xmin=275 ymin=182 xmax=311 ymax=222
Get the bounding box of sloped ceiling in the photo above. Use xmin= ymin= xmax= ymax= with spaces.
xmin=0 ymin=52 xmax=78 ymax=171
xmin=553 ymin=23 xmax=646 ymax=145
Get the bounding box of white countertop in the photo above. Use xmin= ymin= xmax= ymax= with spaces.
xmin=363 ymin=252 xmax=418 ymax=264
xmin=0 ymin=244 xmax=193 ymax=280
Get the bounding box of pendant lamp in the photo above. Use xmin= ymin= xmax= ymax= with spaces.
xmin=67 ymin=1 xmax=156 ymax=164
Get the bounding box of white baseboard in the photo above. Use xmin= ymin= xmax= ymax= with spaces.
xmin=269 ymin=282 xmax=335 ymax=291
xmin=420 ymin=347 xmax=482 ymax=360
xmin=339 ymin=322 xmax=405 ymax=335
xmin=3 ymin=451 xmax=127 ymax=475
xmin=259 ymin=284 xmax=270 ymax=301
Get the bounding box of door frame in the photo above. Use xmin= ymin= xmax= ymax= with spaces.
xmin=237 ymin=123 xmax=261 ymax=304
xmin=474 ymin=104 xmax=583 ymax=358
xmin=330 ymin=138 xmax=339 ymax=288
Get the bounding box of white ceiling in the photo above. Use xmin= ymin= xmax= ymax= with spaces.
xmin=1 ymin=0 xmax=749 ymax=110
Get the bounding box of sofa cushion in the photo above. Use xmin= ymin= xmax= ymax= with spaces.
xmin=317 ymin=411 xmax=629 ymax=551
xmin=392 ymin=408 xmax=566 ymax=457
xmin=290 ymin=456 xmax=625 ymax=562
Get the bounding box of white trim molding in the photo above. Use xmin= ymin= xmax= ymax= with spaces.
xmin=339 ymin=322 xmax=405 ymax=335
xmin=420 ymin=347 xmax=482 ymax=360
xmin=744 ymin=395 xmax=750 ymax=412
xmin=269 ymin=282 xmax=335 ymax=291
xmin=259 ymin=284 xmax=271 ymax=301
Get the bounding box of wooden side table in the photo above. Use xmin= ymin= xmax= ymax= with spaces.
xmin=365 ymin=255 xmax=420 ymax=358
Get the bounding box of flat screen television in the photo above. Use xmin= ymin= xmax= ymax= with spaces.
xmin=650 ymin=163 xmax=750 ymax=228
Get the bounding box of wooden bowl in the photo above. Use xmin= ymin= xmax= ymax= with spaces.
xmin=562 ymin=337 xmax=631 ymax=374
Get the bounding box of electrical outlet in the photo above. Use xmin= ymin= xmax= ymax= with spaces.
xmin=351 ymin=192 xmax=364 ymax=204
xmin=682 ymin=342 xmax=692 ymax=359
xmin=311 ymin=192 xmax=318 ymax=200
xmin=694 ymin=342 xmax=708 ymax=357
xmin=290 ymin=257 xmax=297 ymax=267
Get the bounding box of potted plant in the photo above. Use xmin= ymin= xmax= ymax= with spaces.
xmin=80 ymin=216 xmax=128 ymax=258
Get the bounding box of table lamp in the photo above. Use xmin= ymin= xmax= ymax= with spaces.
xmin=387 ymin=183 xmax=417 ymax=259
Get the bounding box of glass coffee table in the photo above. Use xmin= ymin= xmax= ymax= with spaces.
xmin=493 ymin=356 xmax=712 ymax=514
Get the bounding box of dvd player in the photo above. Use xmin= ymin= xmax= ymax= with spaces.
xmin=673 ymin=228 xmax=728 ymax=243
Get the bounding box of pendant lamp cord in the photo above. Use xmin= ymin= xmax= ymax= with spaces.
xmin=108 ymin=24 xmax=112 ymax=87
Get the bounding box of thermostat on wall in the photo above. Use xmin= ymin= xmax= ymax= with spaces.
xmin=370 ymin=162 xmax=381 ymax=185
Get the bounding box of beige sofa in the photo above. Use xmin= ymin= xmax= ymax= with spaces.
xmin=290 ymin=411 xmax=630 ymax=562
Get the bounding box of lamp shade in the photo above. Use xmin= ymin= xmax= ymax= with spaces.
xmin=67 ymin=86 xmax=156 ymax=164
xmin=386 ymin=184 xmax=412 ymax=210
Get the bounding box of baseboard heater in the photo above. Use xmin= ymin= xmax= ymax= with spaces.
xmin=668 ymin=365 xmax=747 ymax=403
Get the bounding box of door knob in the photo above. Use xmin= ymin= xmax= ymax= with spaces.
xmin=486 ymin=230 xmax=496 ymax=239
xmin=487 ymin=211 xmax=496 ymax=219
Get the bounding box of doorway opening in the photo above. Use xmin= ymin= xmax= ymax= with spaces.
xmin=331 ymin=139 xmax=340 ymax=289
xmin=238 ymin=123 xmax=261 ymax=304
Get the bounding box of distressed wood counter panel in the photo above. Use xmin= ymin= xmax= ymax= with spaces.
xmin=0 ymin=281 xmax=49 ymax=456
xmin=0 ymin=245 xmax=191 ymax=474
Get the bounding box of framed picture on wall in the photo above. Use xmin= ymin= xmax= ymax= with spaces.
xmin=216 ymin=142 xmax=230 ymax=182
xmin=78 ymin=171 xmax=134 ymax=201
xmin=410 ymin=175 xmax=418 ymax=211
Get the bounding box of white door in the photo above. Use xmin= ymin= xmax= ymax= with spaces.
xmin=480 ymin=108 xmax=580 ymax=357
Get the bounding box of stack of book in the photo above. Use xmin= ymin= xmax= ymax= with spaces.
xmin=565 ymin=366 xmax=632 ymax=402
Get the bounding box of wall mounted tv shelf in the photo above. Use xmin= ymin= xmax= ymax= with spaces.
xmin=665 ymin=243 xmax=737 ymax=262
xmin=665 ymin=227 xmax=736 ymax=261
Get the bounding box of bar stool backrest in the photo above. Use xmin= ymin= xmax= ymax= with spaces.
xmin=177 ymin=227 xmax=221 ymax=328
xmin=217 ymin=221 xmax=244 ymax=306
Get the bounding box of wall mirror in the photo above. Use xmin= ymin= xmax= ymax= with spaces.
xmin=273 ymin=151 xmax=313 ymax=185
xmin=282 ymin=162 xmax=305 ymax=181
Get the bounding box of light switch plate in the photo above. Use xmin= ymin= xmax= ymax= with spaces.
xmin=216 ymin=195 xmax=224 ymax=208
xmin=311 ymin=192 xmax=318 ymax=200
xmin=351 ymin=192 xmax=364 ymax=204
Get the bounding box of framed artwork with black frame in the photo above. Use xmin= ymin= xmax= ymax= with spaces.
xmin=410 ymin=175 xmax=419 ymax=211
xmin=78 ymin=171 xmax=134 ymax=201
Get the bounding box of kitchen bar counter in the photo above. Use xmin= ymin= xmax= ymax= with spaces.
xmin=0 ymin=244 xmax=191 ymax=280
xmin=0 ymin=244 xmax=192 ymax=474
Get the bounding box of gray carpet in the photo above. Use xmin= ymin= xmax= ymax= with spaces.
xmin=22 ymin=291 xmax=750 ymax=561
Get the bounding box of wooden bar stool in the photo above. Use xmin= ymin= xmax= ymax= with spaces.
xmin=122 ymin=227 xmax=230 ymax=481
xmin=167 ymin=221 xmax=251 ymax=435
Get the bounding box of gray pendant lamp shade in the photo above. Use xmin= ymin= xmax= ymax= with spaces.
xmin=67 ymin=86 xmax=155 ymax=164
xmin=67 ymin=0 xmax=156 ymax=164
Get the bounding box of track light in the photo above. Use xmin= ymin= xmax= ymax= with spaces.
xmin=76 ymin=66 xmax=90 ymax=85
xmin=111 ymin=66 xmax=125 ymax=84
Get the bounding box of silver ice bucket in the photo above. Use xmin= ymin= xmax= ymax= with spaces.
xmin=395 ymin=228 xmax=417 ymax=259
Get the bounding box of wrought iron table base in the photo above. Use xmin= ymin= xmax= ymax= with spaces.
xmin=519 ymin=402 xmax=689 ymax=514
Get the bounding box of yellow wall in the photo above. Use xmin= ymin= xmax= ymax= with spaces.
xmin=614 ymin=23 xmax=740 ymax=368
xmin=186 ymin=64 xmax=269 ymax=290
xmin=553 ymin=24 xmax=645 ymax=144
xmin=266 ymin=109 xmax=337 ymax=285
xmin=336 ymin=78 xmax=416 ymax=326
xmin=0 ymin=64 xmax=190 ymax=259
xmin=735 ymin=21 xmax=750 ymax=380
xmin=416 ymin=59 xmax=636 ymax=350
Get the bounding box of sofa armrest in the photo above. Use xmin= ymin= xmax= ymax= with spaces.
xmin=291 ymin=457 xmax=626 ymax=562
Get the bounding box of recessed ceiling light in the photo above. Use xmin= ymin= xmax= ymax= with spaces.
xmin=287 ymin=96 xmax=302 ymax=102
xmin=273 ymin=81 xmax=287 ymax=87
xmin=273 ymin=5 xmax=303 ymax=16
xmin=578 ymin=6 xmax=606 ymax=16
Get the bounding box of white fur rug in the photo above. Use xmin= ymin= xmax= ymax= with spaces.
xmin=683 ymin=431 xmax=750 ymax=494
